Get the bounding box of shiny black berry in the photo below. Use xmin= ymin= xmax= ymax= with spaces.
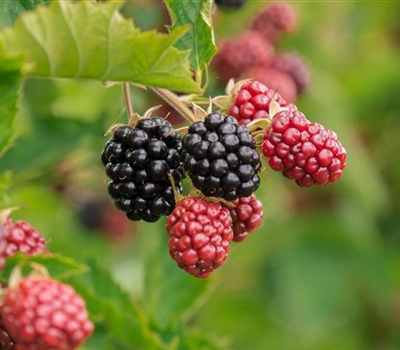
xmin=101 ymin=118 xmax=184 ymax=222
xmin=215 ymin=0 xmax=246 ymax=9
xmin=181 ymin=113 xmax=261 ymax=200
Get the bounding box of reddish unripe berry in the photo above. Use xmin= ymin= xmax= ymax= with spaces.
xmin=166 ymin=196 xmax=234 ymax=278
xmin=242 ymin=66 xmax=298 ymax=103
xmin=224 ymin=194 xmax=263 ymax=242
xmin=0 ymin=317 xmax=14 ymax=350
xmin=0 ymin=218 xmax=47 ymax=270
xmin=1 ymin=278 xmax=94 ymax=350
xmin=262 ymin=110 xmax=347 ymax=186
xmin=212 ymin=31 xmax=274 ymax=82
xmin=228 ymin=80 xmax=297 ymax=125
xmin=271 ymin=53 xmax=311 ymax=95
xmin=250 ymin=2 xmax=298 ymax=43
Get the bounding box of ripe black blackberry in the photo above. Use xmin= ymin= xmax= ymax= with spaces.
xmin=215 ymin=0 xmax=246 ymax=8
xmin=181 ymin=113 xmax=261 ymax=201
xmin=101 ymin=117 xmax=184 ymax=222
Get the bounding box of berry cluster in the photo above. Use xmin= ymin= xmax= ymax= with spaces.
xmin=212 ymin=2 xmax=310 ymax=102
xmin=101 ymin=118 xmax=185 ymax=222
xmin=0 ymin=217 xmax=47 ymax=270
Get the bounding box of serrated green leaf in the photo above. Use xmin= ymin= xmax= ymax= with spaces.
xmin=165 ymin=0 xmax=217 ymax=73
xmin=0 ymin=0 xmax=200 ymax=93
xmin=0 ymin=41 xmax=23 ymax=157
xmin=0 ymin=252 xmax=88 ymax=283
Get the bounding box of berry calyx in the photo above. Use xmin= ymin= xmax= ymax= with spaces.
xmin=181 ymin=113 xmax=261 ymax=200
xmin=227 ymin=80 xmax=296 ymax=125
xmin=1 ymin=277 xmax=94 ymax=350
xmin=224 ymin=194 xmax=263 ymax=242
xmin=166 ymin=196 xmax=234 ymax=278
xmin=101 ymin=117 xmax=185 ymax=222
xmin=262 ymin=110 xmax=347 ymax=186
xmin=0 ymin=217 xmax=47 ymax=270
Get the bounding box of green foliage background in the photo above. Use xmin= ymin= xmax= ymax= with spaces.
xmin=0 ymin=1 xmax=400 ymax=350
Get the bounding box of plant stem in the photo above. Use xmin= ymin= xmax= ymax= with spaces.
xmin=123 ymin=82 xmax=134 ymax=118
xmin=151 ymin=88 xmax=197 ymax=123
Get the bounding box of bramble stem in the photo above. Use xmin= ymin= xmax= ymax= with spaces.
xmin=123 ymin=83 xmax=134 ymax=118
xmin=151 ymin=88 xmax=197 ymax=123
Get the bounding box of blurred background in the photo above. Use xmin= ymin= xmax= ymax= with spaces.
xmin=1 ymin=1 xmax=400 ymax=349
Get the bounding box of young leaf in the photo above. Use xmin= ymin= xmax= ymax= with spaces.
xmin=165 ymin=0 xmax=217 ymax=72
xmin=0 ymin=0 xmax=200 ymax=93
xmin=0 ymin=42 xmax=22 ymax=157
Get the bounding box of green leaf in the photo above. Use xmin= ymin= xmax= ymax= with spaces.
xmin=165 ymin=0 xmax=217 ymax=73
xmin=0 ymin=115 xmax=102 ymax=176
xmin=0 ymin=0 xmax=49 ymax=29
xmin=0 ymin=252 xmax=88 ymax=283
xmin=67 ymin=260 xmax=164 ymax=350
xmin=0 ymin=41 xmax=23 ymax=157
xmin=0 ymin=0 xmax=200 ymax=93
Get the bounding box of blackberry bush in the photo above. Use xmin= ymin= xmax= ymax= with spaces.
xmin=101 ymin=117 xmax=185 ymax=222
xmin=181 ymin=113 xmax=261 ymax=201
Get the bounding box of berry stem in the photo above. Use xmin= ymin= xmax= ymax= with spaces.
xmin=123 ymin=83 xmax=134 ymax=119
xmin=151 ymin=88 xmax=198 ymax=123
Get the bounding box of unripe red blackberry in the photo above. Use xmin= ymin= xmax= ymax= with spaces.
xmin=271 ymin=53 xmax=311 ymax=95
xmin=242 ymin=66 xmax=298 ymax=103
xmin=0 ymin=317 xmax=14 ymax=350
xmin=262 ymin=110 xmax=347 ymax=186
xmin=228 ymin=80 xmax=297 ymax=125
xmin=224 ymin=194 xmax=263 ymax=242
xmin=101 ymin=118 xmax=185 ymax=222
xmin=166 ymin=196 xmax=234 ymax=278
xmin=215 ymin=0 xmax=246 ymax=8
xmin=182 ymin=113 xmax=261 ymax=201
xmin=250 ymin=2 xmax=298 ymax=43
xmin=1 ymin=278 xmax=94 ymax=350
xmin=212 ymin=30 xmax=274 ymax=82
xmin=0 ymin=218 xmax=47 ymax=270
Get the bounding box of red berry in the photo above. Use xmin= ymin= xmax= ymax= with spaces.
xmin=262 ymin=110 xmax=347 ymax=186
xmin=212 ymin=31 xmax=274 ymax=82
xmin=165 ymin=196 xmax=234 ymax=278
xmin=228 ymin=80 xmax=297 ymax=125
xmin=224 ymin=194 xmax=263 ymax=242
xmin=271 ymin=53 xmax=311 ymax=95
xmin=0 ymin=218 xmax=47 ymax=270
xmin=242 ymin=66 xmax=298 ymax=103
xmin=1 ymin=278 xmax=94 ymax=350
xmin=250 ymin=2 xmax=298 ymax=43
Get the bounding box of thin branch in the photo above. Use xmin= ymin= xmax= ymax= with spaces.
xmin=123 ymin=82 xmax=134 ymax=118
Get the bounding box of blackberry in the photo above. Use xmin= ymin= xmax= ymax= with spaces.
xmin=262 ymin=110 xmax=347 ymax=186
xmin=250 ymin=2 xmax=298 ymax=43
xmin=211 ymin=30 xmax=274 ymax=82
xmin=101 ymin=118 xmax=184 ymax=222
xmin=271 ymin=53 xmax=311 ymax=95
xmin=215 ymin=0 xmax=246 ymax=8
xmin=166 ymin=196 xmax=233 ymax=278
xmin=182 ymin=113 xmax=261 ymax=200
